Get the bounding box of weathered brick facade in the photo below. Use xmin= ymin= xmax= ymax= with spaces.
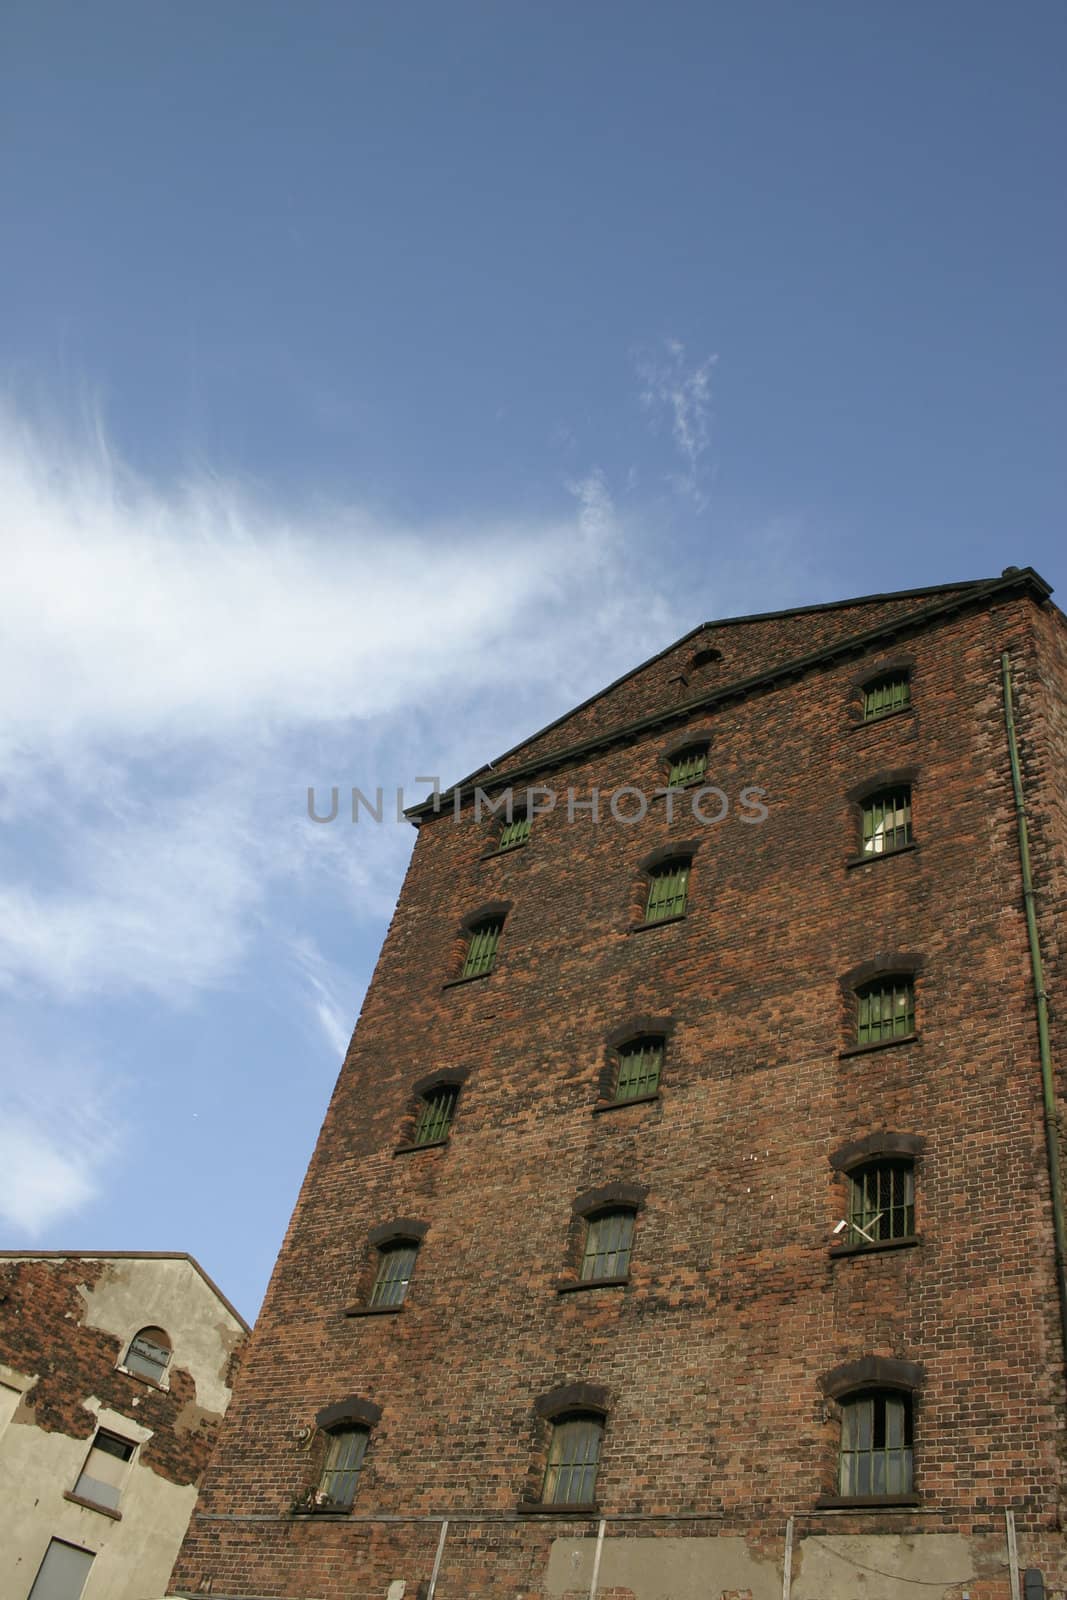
xmin=171 ymin=569 xmax=1067 ymax=1600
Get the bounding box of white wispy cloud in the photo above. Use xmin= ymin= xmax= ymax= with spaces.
xmin=0 ymin=405 xmax=683 ymax=1014
xmin=636 ymin=339 xmax=718 ymax=507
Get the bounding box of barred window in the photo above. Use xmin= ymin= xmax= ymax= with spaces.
xmin=498 ymin=813 xmax=531 ymax=851
xmin=581 ymin=1210 xmax=635 ymax=1281
xmin=667 ymin=746 xmax=708 ymax=787
xmin=615 ymin=1037 xmax=664 ymax=1101
xmin=861 ymin=787 xmax=912 ymax=856
xmin=644 ymin=860 xmax=689 ymax=923
xmin=413 ymin=1085 xmax=458 ymax=1145
xmin=318 ymin=1427 xmax=369 ymax=1508
xmin=863 ymin=674 xmax=911 ymax=721
xmin=461 ymin=918 xmax=502 ymax=978
xmin=543 ymin=1414 xmax=603 ymax=1505
xmin=369 ymin=1243 xmax=418 ymax=1307
xmin=839 ymin=1391 xmax=913 ymax=1497
xmin=847 ymin=1160 xmax=915 ymax=1243
xmin=857 ymin=976 xmax=915 ymax=1045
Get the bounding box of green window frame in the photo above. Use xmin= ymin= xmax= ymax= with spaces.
xmin=318 ymin=1426 xmax=369 ymax=1508
xmin=847 ymin=1160 xmax=915 ymax=1243
xmin=615 ymin=1038 xmax=664 ymax=1101
xmin=861 ymin=787 xmax=912 ymax=856
xmin=856 ymin=977 xmax=915 ymax=1045
xmin=644 ymin=860 xmax=690 ymax=923
xmin=580 ymin=1210 xmax=635 ymax=1281
xmin=667 ymin=746 xmax=708 ymax=787
xmin=498 ymin=813 xmax=531 ymax=851
xmin=839 ymin=1391 xmax=913 ymax=1497
xmin=863 ymin=674 xmax=911 ymax=721
xmin=369 ymin=1242 xmax=418 ymax=1307
xmin=413 ymin=1085 xmax=458 ymax=1145
xmin=542 ymin=1414 xmax=603 ymax=1505
xmin=461 ymin=918 xmax=502 ymax=978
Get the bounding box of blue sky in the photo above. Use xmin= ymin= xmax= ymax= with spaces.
xmin=1 ymin=1 xmax=1064 ymax=1320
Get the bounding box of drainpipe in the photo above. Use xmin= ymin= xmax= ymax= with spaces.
xmin=1001 ymin=651 xmax=1067 ymax=1384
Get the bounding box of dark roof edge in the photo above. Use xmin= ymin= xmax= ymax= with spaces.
xmin=426 ymin=577 xmax=994 ymax=803
xmin=0 ymin=1250 xmax=251 ymax=1332
xmin=407 ymin=566 xmax=1051 ymax=818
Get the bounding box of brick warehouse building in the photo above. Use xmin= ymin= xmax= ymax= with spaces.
xmin=171 ymin=568 xmax=1067 ymax=1600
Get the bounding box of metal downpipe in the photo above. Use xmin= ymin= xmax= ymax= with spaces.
xmin=1001 ymin=650 xmax=1067 ymax=1385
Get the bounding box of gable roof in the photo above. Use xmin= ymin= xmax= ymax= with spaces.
xmin=407 ymin=566 xmax=1054 ymax=820
xmin=0 ymin=1250 xmax=250 ymax=1331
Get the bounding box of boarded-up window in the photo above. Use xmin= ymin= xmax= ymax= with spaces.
xmin=74 ymin=1429 xmax=135 ymax=1510
xmin=28 ymin=1541 xmax=94 ymax=1600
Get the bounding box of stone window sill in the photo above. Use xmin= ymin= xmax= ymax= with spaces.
xmin=393 ymin=1137 xmax=449 ymax=1156
xmin=480 ymin=840 xmax=529 ymax=860
xmin=815 ymin=1493 xmax=921 ymax=1509
xmin=115 ymin=1365 xmax=168 ymax=1392
xmin=291 ymin=1502 xmax=352 ymax=1517
xmin=845 ymin=843 xmax=918 ymax=870
xmin=839 ymin=1032 xmax=919 ymax=1061
xmin=847 ymin=707 xmax=915 ymax=734
xmin=830 ymin=1234 xmax=920 ymax=1259
xmin=628 ymin=913 xmax=687 ymax=935
xmin=517 ymin=1500 xmax=601 ymax=1517
xmin=63 ymin=1491 xmax=122 ymax=1521
xmin=442 ymin=969 xmax=494 ymax=990
xmin=344 ymin=1302 xmax=404 ymax=1319
xmin=593 ymin=1092 xmax=661 ymax=1115
xmin=556 ymin=1275 xmax=629 ymax=1295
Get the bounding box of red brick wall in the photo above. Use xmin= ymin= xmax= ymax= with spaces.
xmin=0 ymin=1257 xmax=225 ymax=1488
xmin=173 ymin=586 xmax=1067 ymax=1598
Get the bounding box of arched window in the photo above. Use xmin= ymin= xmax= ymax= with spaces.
xmin=862 ymin=672 xmax=911 ymax=722
xmin=666 ymin=744 xmax=709 ymax=788
xmin=123 ymin=1327 xmax=171 ymax=1384
xmin=581 ymin=1211 xmax=635 ymax=1281
xmin=318 ymin=1426 xmax=369 ymax=1508
xmin=861 ymin=786 xmax=912 ymax=856
xmin=461 ymin=915 xmax=504 ymax=978
xmin=644 ymin=857 xmax=690 ymax=924
xmin=613 ymin=1036 xmax=664 ymax=1102
xmin=369 ymin=1242 xmax=419 ymax=1308
xmin=413 ymin=1082 xmax=459 ymax=1145
xmin=543 ymin=1413 xmax=604 ymax=1506
xmin=848 ymin=1159 xmax=915 ymax=1244
xmin=839 ymin=1390 xmax=913 ymax=1497
xmin=856 ymin=975 xmax=915 ymax=1045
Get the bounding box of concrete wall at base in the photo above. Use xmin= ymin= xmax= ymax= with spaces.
xmin=544 ymin=1532 xmax=1010 ymax=1600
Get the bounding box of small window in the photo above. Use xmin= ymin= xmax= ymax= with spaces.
xmin=542 ymin=1414 xmax=603 ymax=1505
xmin=369 ymin=1242 xmax=418 ymax=1307
xmin=123 ymin=1327 xmax=171 ymax=1384
xmin=667 ymin=746 xmax=708 ymax=787
xmin=581 ymin=1211 xmax=635 ymax=1281
xmin=614 ymin=1037 xmax=663 ymax=1101
xmin=839 ymin=1391 xmax=913 ymax=1497
xmin=318 ymin=1426 xmax=369 ymax=1509
xmin=847 ymin=1160 xmax=915 ymax=1244
xmin=27 ymin=1540 xmax=94 ymax=1600
xmin=863 ymin=674 xmax=911 ymax=721
xmin=857 ymin=977 xmax=915 ymax=1045
xmin=74 ymin=1430 xmax=135 ymax=1511
xmin=644 ymin=860 xmax=689 ymax=923
xmin=861 ymin=787 xmax=912 ymax=856
xmin=461 ymin=917 xmax=503 ymax=978
xmin=413 ymin=1084 xmax=458 ymax=1145
xmin=689 ymin=647 xmax=722 ymax=671
xmin=498 ymin=813 xmax=531 ymax=851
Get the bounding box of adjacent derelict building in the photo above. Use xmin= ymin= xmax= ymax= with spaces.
xmin=171 ymin=568 xmax=1067 ymax=1600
